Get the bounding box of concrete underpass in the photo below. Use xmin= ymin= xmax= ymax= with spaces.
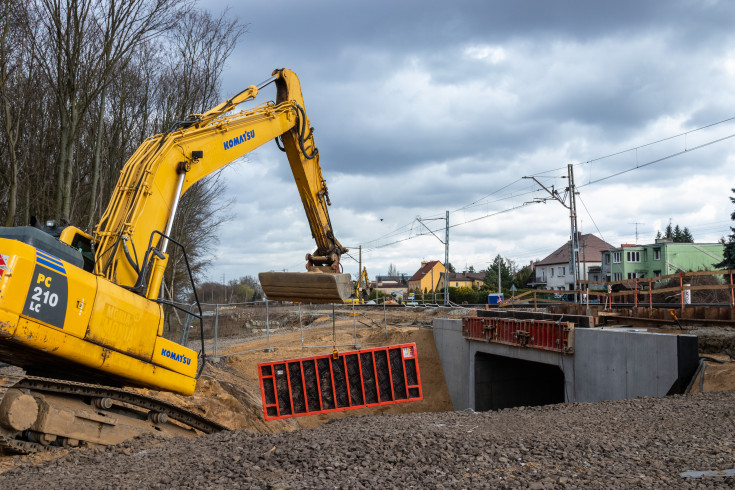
xmin=433 ymin=318 xmax=699 ymax=411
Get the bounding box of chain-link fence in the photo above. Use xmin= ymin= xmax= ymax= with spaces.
xmin=166 ymin=300 xmax=403 ymax=359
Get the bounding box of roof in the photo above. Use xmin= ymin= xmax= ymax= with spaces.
xmin=536 ymin=233 xmax=614 ymax=266
xmin=375 ymin=275 xmax=407 ymax=283
xmin=440 ymin=272 xmax=485 ymax=282
xmin=408 ymin=261 xmax=442 ymax=282
xmin=374 ymin=282 xmax=405 ymax=289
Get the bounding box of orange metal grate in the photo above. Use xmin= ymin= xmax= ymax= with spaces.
xmin=258 ymin=343 xmax=423 ymax=421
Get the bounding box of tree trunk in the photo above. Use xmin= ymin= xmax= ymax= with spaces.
xmin=87 ymin=86 xmax=107 ymax=230
xmin=61 ymin=105 xmax=79 ymax=222
xmin=55 ymin=116 xmax=70 ymax=220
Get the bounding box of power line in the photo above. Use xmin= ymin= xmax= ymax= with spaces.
xmin=355 ymin=114 xmax=735 ymax=261
xmin=360 ymin=119 xmax=735 ymax=252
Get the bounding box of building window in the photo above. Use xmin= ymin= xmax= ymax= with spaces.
xmin=604 ymin=253 xmax=610 ymax=264
xmin=612 ymin=252 xmax=622 ymax=263
xmin=627 ymin=272 xmax=645 ymax=279
xmin=653 ymin=248 xmax=661 ymax=261
xmin=653 ymin=270 xmax=661 ymax=277
xmin=558 ymin=266 xmax=565 ymax=276
xmin=613 ymin=272 xmax=622 ymax=281
xmin=551 ymin=268 xmax=554 ymax=277
xmin=627 ymin=251 xmax=640 ymax=263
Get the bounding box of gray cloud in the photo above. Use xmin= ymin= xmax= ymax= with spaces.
xmin=196 ymin=0 xmax=735 ymax=281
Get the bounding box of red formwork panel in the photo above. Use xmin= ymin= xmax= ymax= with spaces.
xmin=462 ymin=317 xmax=574 ymax=354
xmin=258 ymin=343 xmax=423 ymax=421
xmin=463 ymin=317 xmax=485 ymax=339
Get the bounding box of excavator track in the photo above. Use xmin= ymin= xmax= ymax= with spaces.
xmin=0 ymin=372 xmax=47 ymax=455
xmin=0 ymin=372 xmax=228 ymax=455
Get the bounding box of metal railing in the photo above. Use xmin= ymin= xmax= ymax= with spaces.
xmin=498 ymin=269 xmax=735 ymax=314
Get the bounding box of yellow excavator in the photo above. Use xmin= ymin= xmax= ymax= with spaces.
xmin=0 ymin=69 xmax=351 ymax=452
xmin=346 ymin=267 xmax=371 ymax=304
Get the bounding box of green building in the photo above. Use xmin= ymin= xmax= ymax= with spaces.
xmin=601 ymin=239 xmax=724 ymax=281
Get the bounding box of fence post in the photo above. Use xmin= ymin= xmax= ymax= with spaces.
xmin=633 ymin=279 xmax=638 ymax=309
xmin=649 ymin=280 xmax=652 ymax=317
xmin=213 ymin=304 xmax=219 ymax=359
xmin=353 ymin=301 xmax=359 ymax=348
xmin=180 ymin=310 xmax=193 ymax=345
xmin=299 ymin=302 xmax=303 ymax=350
xmin=384 ymin=300 xmax=388 ymax=338
xmin=264 ymin=299 xmax=274 ymax=352
xmin=680 ymin=273 xmax=684 ymax=312
xmin=730 ymin=270 xmax=734 ymax=313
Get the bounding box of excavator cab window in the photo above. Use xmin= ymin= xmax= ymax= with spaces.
xmin=70 ymin=233 xmax=95 ymax=272
xmin=58 ymin=226 xmax=95 ymax=273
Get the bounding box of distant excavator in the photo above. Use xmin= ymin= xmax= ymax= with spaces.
xmin=346 ymin=267 xmax=372 ymax=304
xmin=0 ymin=69 xmax=351 ymax=452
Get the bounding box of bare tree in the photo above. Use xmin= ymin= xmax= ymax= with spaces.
xmin=27 ymin=0 xmax=187 ymax=222
xmin=164 ymin=171 xmax=233 ymax=302
xmin=1 ymin=2 xmax=247 ymax=302
xmin=152 ymin=9 xmax=245 ymax=302
xmin=0 ymin=0 xmax=35 ymax=225
xmin=387 ymin=263 xmax=399 ymax=278
xmin=152 ymin=8 xmax=246 ymax=131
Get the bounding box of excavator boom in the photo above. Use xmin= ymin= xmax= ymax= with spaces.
xmin=94 ymin=68 xmax=350 ymax=303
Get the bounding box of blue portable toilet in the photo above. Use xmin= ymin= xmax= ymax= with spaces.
xmin=488 ymin=293 xmax=505 ymax=305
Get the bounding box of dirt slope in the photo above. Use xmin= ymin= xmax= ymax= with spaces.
xmin=144 ymin=320 xmax=454 ymax=434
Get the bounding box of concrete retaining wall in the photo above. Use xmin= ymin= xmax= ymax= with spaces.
xmin=433 ymin=319 xmax=698 ymax=411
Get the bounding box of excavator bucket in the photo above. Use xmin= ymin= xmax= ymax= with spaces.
xmin=259 ymin=271 xmax=353 ymax=303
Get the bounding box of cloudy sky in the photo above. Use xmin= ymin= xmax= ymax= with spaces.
xmin=196 ymin=0 xmax=735 ymax=284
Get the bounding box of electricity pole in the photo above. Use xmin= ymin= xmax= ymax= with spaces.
xmin=567 ymin=164 xmax=580 ymax=299
xmin=523 ymin=164 xmax=580 ymax=300
xmin=417 ymin=211 xmax=450 ymax=305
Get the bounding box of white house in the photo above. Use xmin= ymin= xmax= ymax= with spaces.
xmin=534 ymin=233 xmax=614 ymax=291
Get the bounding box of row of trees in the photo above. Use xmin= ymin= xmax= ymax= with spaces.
xmin=655 ymin=221 xmax=694 ymax=243
xmin=398 ymin=255 xmax=534 ymax=304
xmin=0 ymin=0 xmax=246 ymax=302
xmin=198 ymin=276 xmax=263 ymax=304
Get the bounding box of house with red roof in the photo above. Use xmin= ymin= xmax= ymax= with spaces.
xmin=407 ymin=260 xmax=445 ymax=292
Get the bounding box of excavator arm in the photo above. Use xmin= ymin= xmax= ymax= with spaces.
xmin=93 ymin=69 xmax=350 ymax=303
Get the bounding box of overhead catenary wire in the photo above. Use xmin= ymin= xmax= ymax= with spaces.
xmin=359 ymin=116 xmax=735 ymax=253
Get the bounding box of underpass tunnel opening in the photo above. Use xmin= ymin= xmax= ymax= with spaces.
xmin=474 ymin=352 xmax=565 ymax=411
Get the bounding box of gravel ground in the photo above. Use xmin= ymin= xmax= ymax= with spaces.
xmin=2 ymin=391 xmax=735 ymax=488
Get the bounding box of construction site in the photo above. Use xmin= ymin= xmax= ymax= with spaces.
xmin=2 ymin=2 xmax=735 ymax=486
xmin=0 ymin=297 xmax=734 ymax=487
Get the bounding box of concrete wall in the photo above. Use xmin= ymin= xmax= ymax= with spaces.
xmin=573 ymin=328 xmax=679 ymax=402
xmin=433 ymin=319 xmax=698 ymax=411
xmin=432 ymin=319 xmax=470 ymax=409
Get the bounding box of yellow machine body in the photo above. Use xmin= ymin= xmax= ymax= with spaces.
xmin=0 ymin=238 xmax=197 ymax=395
